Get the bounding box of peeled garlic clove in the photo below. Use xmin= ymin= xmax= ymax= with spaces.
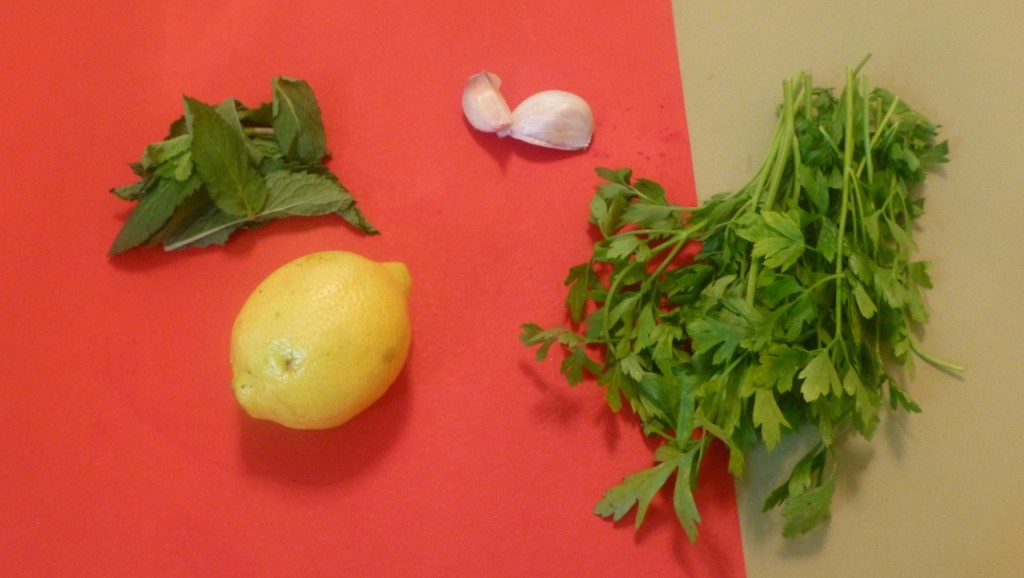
xmin=462 ymin=71 xmax=513 ymax=134
xmin=508 ymin=90 xmax=593 ymax=150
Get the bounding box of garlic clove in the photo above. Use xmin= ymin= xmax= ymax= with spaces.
xmin=462 ymin=71 xmax=513 ymax=134
xmin=508 ymin=90 xmax=594 ymax=150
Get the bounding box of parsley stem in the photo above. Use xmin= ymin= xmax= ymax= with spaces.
xmin=608 ymin=227 xmax=690 ymax=238
xmin=862 ymin=76 xmax=875 ymax=184
xmin=745 ymin=96 xmax=790 ymax=211
xmin=769 ymin=273 xmax=841 ymax=319
xmin=601 ymin=260 xmax=643 ymax=343
xmin=868 ymin=93 xmax=901 ymax=152
xmin=525 ymin=60 xmax=958 ymax=541
xmin=833 ymin=66 xmax=857 ymax=343
xmin=911 ymin=339 xmax=967 ymax=373
xmin=761 ymin=77 xmax=798 ymax=210
xmin=647 ymin=225 xmax=703 ymax=281
xmin=746 ymin=76 xmax=798 ymax=304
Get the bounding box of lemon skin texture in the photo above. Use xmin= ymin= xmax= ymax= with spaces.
xmin=230 ymin=251 xmax=412 ymax=429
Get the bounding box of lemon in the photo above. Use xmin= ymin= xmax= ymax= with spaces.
xmin=230 ymin=251 xmax=412 ymax=429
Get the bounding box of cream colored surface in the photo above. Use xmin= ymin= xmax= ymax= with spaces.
xmin=671 ymin=1 xmax=1024 ymax=576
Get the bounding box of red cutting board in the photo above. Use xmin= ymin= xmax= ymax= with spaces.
xmin=0 ymin=1 xmax=744 ymax=575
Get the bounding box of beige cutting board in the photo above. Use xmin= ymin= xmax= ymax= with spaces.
xmin=672 ymin=1 xmax=1024 ymax=576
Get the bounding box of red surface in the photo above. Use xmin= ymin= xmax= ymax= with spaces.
xmin=0 ymin=1 xmax=744 ymax=576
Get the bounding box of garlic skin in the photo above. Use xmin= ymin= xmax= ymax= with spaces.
xmin=507 ymin=90 xmax=593 ymax=150
xmin=462 ymin=71 xmax=595 ymax=151
xmin=462 ymin=71 xmax=513 ymax=134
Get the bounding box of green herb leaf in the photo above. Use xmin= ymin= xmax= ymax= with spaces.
xmin=108 ymin=174 xmax=202 ymax=254
xmin=593 ymin=443 xmax=698 ymax=535
xmin=185 ymin=96 xmax=269 ymax=218
xmin=689 ymin=315 xmax=745 ymax=365
xmin=738 ymin=211 xmax=806 ymax=271
xmin=262 ymin=170 xmax=351 ymax=216
xmin=108 ymin=77 xmax=376 ymax=253
xmin=593 ymin=460 xmax=674 ymax=527
xmin=671 ymin=449 xmax=702 ymax=542
xmin=851 ymin=279 xmax=877 ymax=318
xmin=164 ymin=204 xmax=247 ymax=250
xmin=335 ymin=201 xmax=380 ymax=235
xmin=272 ymin=76 xmax=327 ymax=165
xmin=781 ymin=473 xmax=835 ymax=538
xmin=521 ymin=59 xmax=961 ymax=543
xmin=753 ymin=388 xmax=790 ymax=450
xmin=799 ymin=350 xmax=842 ymax=401
xmin=139 ymin=134 xmax=192 ymax=173
xmin=754 ymin=345 xmax=809 ymax=394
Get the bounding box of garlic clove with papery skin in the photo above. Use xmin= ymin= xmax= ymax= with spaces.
xmin=508 ymin=90 xmax=594 ymax=150
xmin=462 ymin=71 xmax=513 ymax=134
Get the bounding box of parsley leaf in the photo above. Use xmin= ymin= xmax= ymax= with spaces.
xmin=593 ymin=443 xmax=702 ymax=541
xmin=522 ymin=57 xmax=963 ymax=542
xmin=799 ymin=349 xmax=842 ymax=402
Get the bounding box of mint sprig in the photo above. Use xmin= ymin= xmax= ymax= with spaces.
xmin=109 ymin=77 xmax=376 ymax=255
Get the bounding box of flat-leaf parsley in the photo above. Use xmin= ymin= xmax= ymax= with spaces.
xmin=522 ymin=58 xmax=963 ymax=541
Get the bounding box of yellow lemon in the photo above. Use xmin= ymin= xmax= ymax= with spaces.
xmin=230 ymin=251 xmax=411 ymax=429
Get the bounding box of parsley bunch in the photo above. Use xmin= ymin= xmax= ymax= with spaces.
xmin=521 ymin=59 xmax=962 ymax=540
xmin=109 ymin=77 xmax=376 ymax=254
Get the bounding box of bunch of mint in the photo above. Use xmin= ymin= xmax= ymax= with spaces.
xmin=109 ymin=77 xmax=376 ymax=255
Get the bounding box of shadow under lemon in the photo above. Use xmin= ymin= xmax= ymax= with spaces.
xmin=236 ymin=354 xmax=414 ymax=486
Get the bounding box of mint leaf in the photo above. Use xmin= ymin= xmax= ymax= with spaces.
xmin=108 ymin=174 xmax=202 ymax=254
xmin=272 ymin=76 xmax=327 ymax=165
xmin=109 ymin=77 xmax=376 ymax=254
xmin=215 ymin=98 xmax=265 ymax=165
xmin=110 ymin=177 xmax=150 ymax=201
xmin=163 ymin=204 xmax=247 ymax=250
xmin=163 ymin=170 xmax=364 ymax=251
xmin=263 ymin=170 xmax=351 ymax=216
xmin=336 ymin=198 xmax=379 ymax=235
xmin=185 ymin=96 xmax=269 ymax=218
xmin=139 ymin=134 xmax=191 ymax=172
